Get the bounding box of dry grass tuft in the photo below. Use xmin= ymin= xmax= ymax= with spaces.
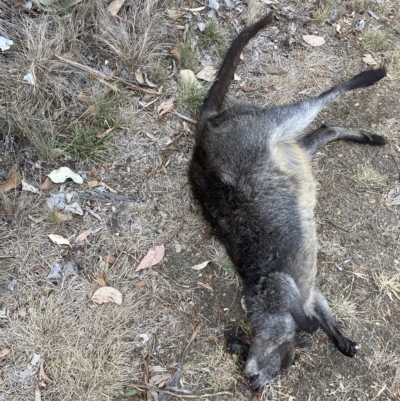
xmin=0 ymin=0 xmax=170 ymax=162
xmin=356 ymin=164 xmax=386 ymax=188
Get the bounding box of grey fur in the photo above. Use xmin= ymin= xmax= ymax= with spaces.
xmin=189 ymin=14 xmax=386 ymax=391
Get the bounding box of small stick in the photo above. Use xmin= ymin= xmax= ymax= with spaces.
xmin=55 ymin=55 xmax=119 ymax=91
xmin=159 ymin=325 xmax=202 ymax=401
xmin=130 ymin=384 xmax=233 ymax=399
xmin=172 ymin=111 xmax=197 ymax=124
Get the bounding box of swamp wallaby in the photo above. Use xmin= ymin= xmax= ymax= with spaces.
xmin=189 ymin=13 xmax=386 ymax=391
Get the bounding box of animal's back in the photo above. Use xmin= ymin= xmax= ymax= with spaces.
xmin=191 ymin=106 xmax=318 ymax=290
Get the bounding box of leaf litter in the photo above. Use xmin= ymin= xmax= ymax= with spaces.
xmin=0 ymin=165 xmax=22 ymax=192
xmin=91 ymin=286 xmax=123 ymax=305
xmin=136 ymin=244 xmax=165 ymax=271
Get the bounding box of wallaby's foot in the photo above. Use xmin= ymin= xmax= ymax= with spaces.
xmin=357 ymin=130 xmax=386 ymax=146
xmin=337 ymin=337 xmax=358 ymax=357
xmin=299 ymin=125 xmax=386 ymax=158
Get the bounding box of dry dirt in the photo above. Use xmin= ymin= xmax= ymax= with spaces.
xmin=1 ymin=0 xmax=400 ymax=400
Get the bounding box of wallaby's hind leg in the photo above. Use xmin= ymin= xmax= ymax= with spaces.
xmin=313 ymin=291 xmax=357 ymax=357
xmin=298 ymin=124 xmax=386 ymax=159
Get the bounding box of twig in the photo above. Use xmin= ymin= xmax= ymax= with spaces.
xmin=142 ymin=355 xmax=150 ymax=384
xmin=172 ymin=111 xmax=197 ymax=124
xmin=0 ymin=255 xmax=14 ymax=259
xmin=55 ymin=55 xmax=119 ymax=91
xmin=159 ymin=325 xmax=202 ymax=401
xmin=109 ymin=242 xmax=128 ymax=272
xmin=55 ymin=55 xmax=160 ymax=95
xmin=130 ymin=384 xmax=233 ymax=399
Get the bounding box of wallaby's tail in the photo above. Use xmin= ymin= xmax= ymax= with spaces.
xmin=201 ymin=13 xmax=274 ymax=115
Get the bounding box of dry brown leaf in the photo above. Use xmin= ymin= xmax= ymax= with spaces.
xmin=55 ymin=211 xmax=73 ymax=222
xmin=362 ymin=54 xmax=378 ymax=66
xmin=39 ymin=360 xmax=53 ymax=384
xmin=135 ymin=69 xmax=145 ymax=84
xmin=96 ymin=277 xmax=107 ymax=287
xmin=158 ymin=97 xmax=174 ymax=117
xmin=74 ymin=229 xmax=92 ymax=243
xmin=167 ymin=9 xmax=185 ymax=20
xmin=102 ymin=254 xmax=116 ymax=264
xmin=170 ymin=44 xmax=181 ymax=60
xmin=0 ymin=165 xmax=22 ymax=192
xmin=48 ymin=234 xmax=71 ymax=247
xmin=39 ymin=177 xmax=52 ymax=190
xmin=0 ymin=348 xmax=10 ymax=358
xmin=87 ymin=180 xmax=117 ymax=193
xmin=107 ymin=0 xmax=126 ymax=16
xmin=17 ymin=305 xmax=26 ymax=318
xmin=91 ymin=286 xmax=123 ymax=305
xmin=95 ymin=127 xmax=114 ymax=139
xmin=302 ymin=35 xmax=325 ymax=47
xmin=42 ymin=287 xmax=53 ymax=296
xmin=196 ymin=66 xmax=217 ymax=82
xmin=135 ymin=280 xmax=147 ymax=288
xmin=136 ymin=244 xmax=165 ymax=271
xmin=197 ymin=281 xmax=213 ymax=291
xmin=186 ymin=6 xmax=206 ymax=11
xmin=180 ymin=70 xmax=201 ymax=87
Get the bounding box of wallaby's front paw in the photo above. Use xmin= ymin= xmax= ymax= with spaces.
xmin=337 ymin=337 xmax=357 ymax=357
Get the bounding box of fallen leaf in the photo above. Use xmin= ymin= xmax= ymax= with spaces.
xmin=196 ymin=66 xmax=218 ymax=82
xmin=91 ymin=286 xmax=123 ymax=305
xmin=136 ymin=244 xmax=165 ymax=271
xmin=233 ymin=73 xmax=241 ymax=81
xmin=186 ymin=6 xmax=206 ymax=12
xmin=39 ymin=360 xmax=53 ymax=383
xmin=74 ymin=229 xmax=92 ymax=243
xmin=362 ymin=54 xmax=378 ymax=66
xmin=0 ymin=165 xmax=22 ymax=192
xmin=107 ymin=0 xmax=126 ymax=16
xmin=48 ymin=234 xmax=71 ymax=247
xmin=158 ymin=97 xmax=175 ymax=117
xmin=42 ymin=287 xmax=53 ymax=296
xmin=87 ymin=180 xmax=117 ymax=193
xmin=102 ymin=254 xmax=116 ymax=264
xmin=48 ymin=167 xmax=83 ymax=184
xmin=95 ymin=127 xmax=114 ymax=139
xmin=190 ymin=261 xmax=210 ymax=270
xmin=17 ymin=305 xmax=26 ymax=318
xmin=144 ymin=73 xmax=157 ymax=88
xmin=22 ymin=180 xmax=39 ymax=193
xmin=55 ymin=211 xmax=73 ymax=222
xmin=135 ymin=280 xmax=147 ymax=288
xmin=302 ymin=35 xmax=325 ymax=47
xmin=167 ymin=9 xmax=185 ymax=20
xmin=170 ymin=44 xmax=181 ymax=60
xmin=96 ymin=277 xmax=107 ymax=286
xmin=39 ymin=177 xmax=52 ymax=190
xmin=0 ymin=348 xmax=10 ymax=358
xmin=135 ymin=69 xmax=145 ymax=84
xmin=197 ymin=281 xmax=213 ymax=291
xmin=180 ymin=70 xmax=201 ymax=87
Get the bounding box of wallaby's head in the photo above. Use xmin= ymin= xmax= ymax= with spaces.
xmin=245 ymin=313 xmax=296 ymax=391
xmin=244 ymin=273 xmax=319 ymax=391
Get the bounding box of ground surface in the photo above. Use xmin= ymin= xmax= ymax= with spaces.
xmin=1 ymin=0 xmax=400 ymax=400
